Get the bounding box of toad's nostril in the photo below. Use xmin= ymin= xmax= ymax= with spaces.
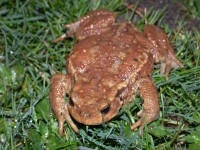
xmin=101 ymin=105 xmax=110 ymax=114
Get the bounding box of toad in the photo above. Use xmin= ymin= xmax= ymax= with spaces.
xmin=50 ymin=10 xmax=183 ymax=136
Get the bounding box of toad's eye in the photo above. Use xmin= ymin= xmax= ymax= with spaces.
xmin=116 ymin=87 xmax=126 ymax=101
xmin=101 ymin=105 xmax=110 ymax=114
xmin=69 ymin=97 xmax=74 ymax=107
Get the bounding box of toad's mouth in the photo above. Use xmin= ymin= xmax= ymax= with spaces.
xmin=68 ymin=98 xmax=122 ymax=125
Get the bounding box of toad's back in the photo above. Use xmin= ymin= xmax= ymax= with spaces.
xmin=67 ymin=23 xmax=154 ymax=85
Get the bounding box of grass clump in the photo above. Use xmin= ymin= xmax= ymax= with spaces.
xmin=0 ymin=0 xmax=200 ymax=149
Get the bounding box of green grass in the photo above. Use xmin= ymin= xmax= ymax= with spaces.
xmin=177 ymin=0 xmax=200 ymax=19
xmin=0 ymin=0 xmax=200 ymax=149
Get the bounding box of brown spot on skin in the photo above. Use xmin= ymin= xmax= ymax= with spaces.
xmin=133 ymin=57 xmax=138 ymax=62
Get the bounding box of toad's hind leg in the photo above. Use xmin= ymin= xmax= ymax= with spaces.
xmin=144 ymin=25 xmax=183 ymax=79
xmin=53 ymin=10 xmax=116 ymax=42
xmin=131 ymin=77 xmax=159 ymax=135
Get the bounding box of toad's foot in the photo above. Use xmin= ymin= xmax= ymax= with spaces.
xmin=131 ymin=77 xmax=159 ymax=136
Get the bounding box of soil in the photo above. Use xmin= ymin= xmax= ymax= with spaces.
xmin=127 ymin=0 xmax=200 ymax=31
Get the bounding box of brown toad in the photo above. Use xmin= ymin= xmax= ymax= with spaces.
xmin=50 ymin=10 xmax=183 ymax=136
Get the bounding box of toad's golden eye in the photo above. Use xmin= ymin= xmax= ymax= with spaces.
xmin=69 ymin=97 xmax=74 ymax=107
xmin=101 ymin=105 xmax=110 ymax=114
xmin=116 ymin=87 xmax=125 ymax=101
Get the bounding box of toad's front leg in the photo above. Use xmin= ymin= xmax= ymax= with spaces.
xmin=50 ymin=73 xmax=78 ymax=135
xmin=131 ymin=77 xmax=160 ymax=135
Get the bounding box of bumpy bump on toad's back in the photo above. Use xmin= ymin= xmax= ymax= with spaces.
xmin=50 ymin=9 xmax=183 ymax=136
